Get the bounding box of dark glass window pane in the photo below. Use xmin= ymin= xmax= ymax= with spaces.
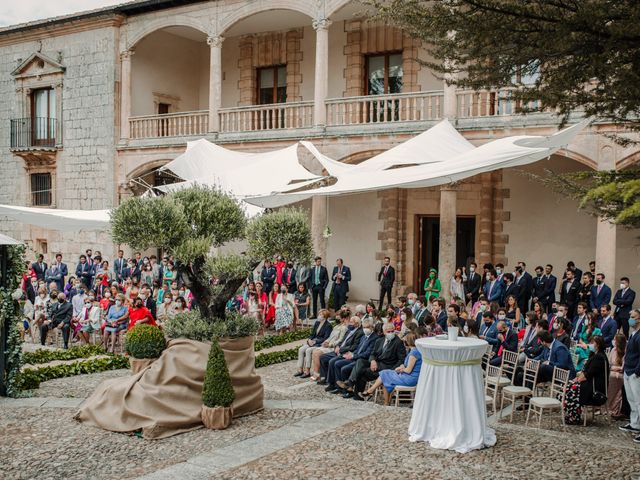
xmin=31 ymin=173 xmax=52 ymax=206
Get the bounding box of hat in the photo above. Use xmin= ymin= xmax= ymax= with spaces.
xmin=429 ymin=268 xmax=437 ymax=274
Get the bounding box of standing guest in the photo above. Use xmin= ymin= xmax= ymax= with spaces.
xmin=46 ymin=253 xmax=68 ymax=292
xmin=599 ymin=304 xmax=617 ymax=348
xmin=141 ymin=264 xmax=154 ymax=288
xmin=127 ymin=296 xmax=156 ymax=331
xmin=309 ymin=256 xmax=329 ymax=318
xmin=126 ymin=258 xmax=141 ymax=284
xmin=450 ymin=268 xmax=466 ymax=303
xmin=295 ymin=261 xmax=311 ymax=294
xmin=331 ymin=258 xmax=351 ymax=311
xmin=590 ymin=273 xmax=612 ymax=316
xmin=255 ymin=281 xmax=269 ymax=326
xmin=589 ymin=261 xmax=596 ymax=277
xmin=515 ymin=261 xmax=533 ymax=313
xmin=578 ymin=272 xmax=594 ymax=306
xmin=465 ymin=262 xmax=482 ymax=305
xmin=260 ymin=258 xmax=277 ymax=294
xmin=162 ymin=261 xmax=175 ymax=287
xmin=32 ymin=254 xmax=47 ymax=281
xmin=274 ymin=284 xmax=295 ymax=334
xmin=505 ymin=294 xmax=521 ymax=329
xmin=114 ymin=250 xmax=127 ymax=283
xmin=294 ymin=310 xmax=333 ymax=378
xmin=608 ymin=333 xmax=627 ymax=419
xmin=75 ymin=255 xmax=94 ymax=288
xmin=378 ymin=256 xmax=395 ymax=310
xmin=502 ymin=273 xmax=519 ymax=309
xmin=265 ymin=282 xmax=279 ymax=328
xmin=620 ymin=309 xmax=640 ymax=443
xmin=483 ymin=268 xmax=504 ymax=305
xmin=564 ymin=261 xmax=583 ymax=281
xmin=560 ymin=268 xmax=581 ymax=318
xmin=310 ymin=309 xmax=349 ymax=380
xmin=531 ymin=266 xmax=547 ymax=312
xmin=540 ymin=264 xmax=557 ymax=314
xmin=563 ymin=335 xmax=609 ymax=424
xmin=103 ymin=294 xmax=129 ymax=353
xmin=40 ymin=292 xmax=73 ymax=349
xmin=362 ymin=333 xmax=422 ymax=406
xmin=613 ymin=277 xmax=636 ymax=338
xmin=282 ymin=261 xmax=297 ymax=293
xmin=423 ymin=268 xmax=442 ymax=302
xmin=294 ymin=283 xmax=310 ymax=324
xmin=274 ymin=256 xmax=286 ymax=286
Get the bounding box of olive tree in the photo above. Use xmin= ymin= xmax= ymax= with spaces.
xmin=110 ymin=186 xmax=313 ymax=321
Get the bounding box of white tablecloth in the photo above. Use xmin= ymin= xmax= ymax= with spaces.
xmin=408 ymin=337 xmax=496 ymax=453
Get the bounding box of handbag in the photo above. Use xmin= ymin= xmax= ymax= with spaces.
xmin=591 ymin=378 xmax=607 ymax=406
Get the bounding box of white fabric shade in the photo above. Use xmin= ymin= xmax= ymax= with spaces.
xmin=0 ymin=232 xmax=22 ymax=245
xmin=0 ymin=204 xmax=110 ymax=232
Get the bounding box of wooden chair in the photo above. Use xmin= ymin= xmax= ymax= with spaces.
xmin=485 ymin=364 xmax=502 ymax=415
xmin=500 ymin=358 xmax=540 ymax=422
xmin=487 ymin=349 xmax=518 ymax=389
xmin=583 ymin=378 xmax=609 ymax=426
xmin=526 ymin=367 xmax=570 ymax=428
xmin=481 ymin=344 xmax=494 ymax=374
xmin=391 ymin=386 xmax=417 ymax=407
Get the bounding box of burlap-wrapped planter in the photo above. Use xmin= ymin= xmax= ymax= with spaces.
xmin=219 ymin=336 xmax=264 ymax=418
xmin=201 ymin=405 xmax=233 ymax=430
xmin=129 ymin=357 xmax=156 ymax=374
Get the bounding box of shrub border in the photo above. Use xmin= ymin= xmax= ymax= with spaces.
xmin=254 ymin=328 xmax=311 ymax=351
xmin=22 ymin=345 xmax=106 ymax=365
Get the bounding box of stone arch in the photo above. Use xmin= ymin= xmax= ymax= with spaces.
xmin=338 ymin=149 xmax=387 ymax=165
xmin=617 ymin=150 xmax=640 ymax=170
xmin=218 ymin=0 xmax=317 ymax=34
xmin=556 ymin=148 xmax=598 ymax=170
xmin=325 ymin=0 xmax=358 ymax=18
xmin=126 ymin=159 xmax=173 ymax=182
xmin=124 ymin=17 xmax=209 ymax=51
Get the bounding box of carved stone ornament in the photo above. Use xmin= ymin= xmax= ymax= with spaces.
xmin=312 ymin=18 xmax=332 ymax=31
xmin=207 ymin=35 xmax=224 ymax=48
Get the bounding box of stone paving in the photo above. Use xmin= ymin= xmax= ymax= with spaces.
xmin=1 ymin=359 xmax=638 ymax=480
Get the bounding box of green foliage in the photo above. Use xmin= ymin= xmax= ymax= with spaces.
xmin=16 ymin=356 xmax=130 ymax=391
xmin=254 ymin=328 xmax=312 ymax=351
xmin=22 ymin=345 xmax=106 ymax=365
xmin=164 ymin=310 xmax=217 ymax=342
xmin=1 ymin=244 xmax=26 ymax=397
xmin=370 ymin=0 xmax=640 ymax=136
xmin=205 ymin=253 xmax=253 ymax=283
xmin=202 ymin=341 xmax=235 ymax=408
xmin=172 ymin=236 xmax=214 ymax=266
xmin=124 ymin=325 xmax=167 ymax=359
xmin=110 ymin=196 xmax=189 ymax=250
xmin=246 ymin=207 xmax=313 ymax=263
xmin=173 ymin=186 xmax=246 ymax=246
xmin=211 ymin=311 xmax=260 ymax=338
xmin=254 ymin=348 xmax=298 ymax=368
xmin=529 ymin=168 xmax=640 ymax=227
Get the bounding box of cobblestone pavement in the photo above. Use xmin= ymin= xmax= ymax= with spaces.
xmin=2 ymin=359 xmax=638 ymax=480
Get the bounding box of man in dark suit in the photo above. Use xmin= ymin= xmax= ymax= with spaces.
xmin=489 ymin=321 xmax=518 ymax=366
xmin=563 ymin=261 xmax=582 ymax=282
xmin=540 ymin=264 xmax=557 ymax=314
xmin=571 ymin=302 xmax=589 ymax=341
xmin=75 ymin=254 xmax=94 ymax=288
xmin=46 ymin=253 xmax=68 ymax=292
xmin=318 ymin=316 xmax=363 ymax=386
xmin=599 ymin=304 xmax=617 ymax=348
xmin=432 ymin=298 xmax=447 ymax=331
xmin=282 ymin=261 xmax=297 ymax=293
xmin=483 ymin=268 xmax=504 ymax=304
xmin=502 ymin=273 xmax=519 ymax=307
xmin=560 ymin=268 xmax=581 ymax=318
xmin=343 ymin=322 xmax=407 ymax=400
xmin=515 ymin=261 xmax=533 ymax=313
xmin=140 ymin=285 xmax=157 ymax=320
xmin=328 ymin=319 xmax=377 ymax=394
xmin=114 ymin=250 xmax=127 ymax=283
xmin=124 ymin=259 xmax=141 ymax=284
xmin=32 ymin=254 xmax=47 ymax=282
xmin=40 ymin=292 xmax=73 ymax=349
xmin=260 ymin=259 xmax=277 ymax=294
xmin=479 ymin=312 xmax=498 ymax=347
xmin=531 ymin=266 xmax=546 ymax=309
xmin=377 ymin=256 xmax=395 ymax=310
xmin=465 ymin=262 xmax=482 ymax=305
xmin=308 ymin=256 xmax=329 ymax=318
xmin=331 ymin=258 xmax=351 ymax=311
xmin=414 ymin=296 xmax=430 ymax=326
xmin=613 ymin=277 xmax=636 ymax=338
xmin=590 ymin=273 xmax=612 ymax=315
xmin=536 ymin=330 xmax=576 ymax=382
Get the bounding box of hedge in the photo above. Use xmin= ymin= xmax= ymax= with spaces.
xmin=22 ymin=345 xmax=106 ymax=365
xmin=16 ymin=356 xmax=130 ymax=391
xmin=254 ymin=348 xmax=298 ymax=368
xmin=254 ymin=328 xmax=311 ymax=352
xmin=202 ymin=341 xmax=235 ymax=408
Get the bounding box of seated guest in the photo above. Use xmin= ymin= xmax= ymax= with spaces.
xmin=422 ymin=313 xmax=444 ymax=337
xmin=523 ymin=319 xmax=548 ymax=360
xmin=608 ymin=333 xmax=627 ymax=419
xmin=563 ymin=335 xmax=610 ymax=424
xmin=479 ymin=312 xmax=498 ymax=347
xmin=318 ymin=317 xmax=363 ymax=387
xmin=489 ymin=320 xmax=518 ymax=366
xmin=576 ymin=313 xmax=602 ymax=371
xmin=103 ymin=294 xmax=129 ymax=353
xmin=447 ymin=303 xmax=464 ymax=330
xmin=295 ymin=309 xmax=332 ymax=378
xmin=127 ymin=296 xmax=156 ymax=330
xmin=535 ymin=330 xmax=576 ymax=382
xmin=571 ymin=302 xmax=589 ymax=341
xmin=399 ymin=307 xmax=419 ymax=338
xmin=463 ymin=317 xmax=479 ymax=338
xmin=341 ymin=322 xmax=406 ymax=400
xmin=433 ymin=298 xmax=448 ymax=331
xmin=414 ymin=296 xmax=430 ymax=325
xmin=598 ymin=304 xmax=616 ymax=348
xmin=78 ymin=295 xmax=102 ymax=344
xmin=40 ymin=292 xmax=73 ymax=349
xmin=310 ymin=310 xmax=349 ymax=380
xmin=555 ymin=318 xmax=572 ymax=349
xmin=327 ymin=318 xmax=378 ymax=394
xmin=363 ymin=333 xmax=422 ymax=406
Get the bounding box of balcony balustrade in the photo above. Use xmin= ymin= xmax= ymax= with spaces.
xmin=219 ymin=101 xmax=314 ymax=133
xmin=10 ymin=117 xmax=60 ymax=149
xmin=129 ymin=110 xmax=208 ymax=139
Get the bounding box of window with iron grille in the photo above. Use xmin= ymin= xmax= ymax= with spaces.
xmin=30 ymin=173 xmax=52 ymax=206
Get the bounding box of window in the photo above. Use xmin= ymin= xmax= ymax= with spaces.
xmin=31 ymin=88 xmax=56 ymax=145
xmin=257 ymin=66 xmax=286 ymax=104
xmin=366 ymin=53 xmax=403 ymax=95
xmin=36 ymin=239 xmax=48 ymax=255
xmin=31 ymin=173 xmax=52 ymax=206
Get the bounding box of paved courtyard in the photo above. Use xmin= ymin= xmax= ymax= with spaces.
xmin=1 ymin=360 xmax=638 ymax=480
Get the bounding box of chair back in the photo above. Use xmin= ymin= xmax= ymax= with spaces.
xmin=485 ymin=364 xmax=501 ymax=397
xmin=501 ymin=350 xmax=519 ymax=381
xmin=549 ymin=367 xmax=570 ymax=400
xmin=522 ymin=358 xmax=540 ymax=390
xmin=481 ymin=343 xmax=493 ymax=372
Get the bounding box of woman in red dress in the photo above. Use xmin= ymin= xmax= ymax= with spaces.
xmin=127 ymin=297 xmax=157 ymax=331
xmin=256 ymin=281 xmax=269 ymax=328
xmin=265 ymin=282 xmax=280 ymax=328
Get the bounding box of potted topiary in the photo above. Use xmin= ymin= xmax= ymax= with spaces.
xmin=201 ymin=340 xmax=235 ymax=429
xmin=124 ymin=324 xmax=166 ymax=374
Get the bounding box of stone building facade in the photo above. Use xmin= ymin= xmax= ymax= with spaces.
xmin=0 ymin=0 xmax=637 ymax=302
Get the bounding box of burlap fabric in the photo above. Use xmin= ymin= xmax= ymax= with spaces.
xmin=74 ymin=337 xmax=263 ymax=439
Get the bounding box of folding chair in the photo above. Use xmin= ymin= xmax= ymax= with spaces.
xmin=500 ymin=358 xmax=540 ymax=422
xmin=391 ymin=386 xmax=417 ymax=407
xmin=485 ymin=364 xmax=502 ymax=415
xmin=526 ymin=367 xmax=570 ymax=429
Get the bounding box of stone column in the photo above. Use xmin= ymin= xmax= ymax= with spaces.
xmin=207 ymin=35 xmax=224 ymax=133
xmin=438 ymin=186 xmax=457 ymax=294
xmin=312 ymin=18 xmax=331 ymax=127
xmin=311 ymin=195 xmax=328 ymax=261
xmin=595 ymin=147 xmax=616 ymax=283
xmin=119 ymin=50 xmax=134 ymax=140
xmin=443 ymin=56 xmax=457 ymax=119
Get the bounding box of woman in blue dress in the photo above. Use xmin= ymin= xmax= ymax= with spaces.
xmin=362 ymin=333 xmax=422 ymax=406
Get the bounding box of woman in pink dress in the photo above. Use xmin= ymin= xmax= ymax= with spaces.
xmin=608 ymin=333 xmax=626 ymax=418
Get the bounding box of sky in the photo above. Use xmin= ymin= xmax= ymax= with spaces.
xmin=0 ymin=0 xmax=126 ymax=27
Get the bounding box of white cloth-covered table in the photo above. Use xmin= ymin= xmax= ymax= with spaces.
xmin=408 ymin=337 xmax=496 ymax=453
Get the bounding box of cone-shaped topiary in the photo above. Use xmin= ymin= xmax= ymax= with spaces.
xmin=124 ymin=325 xmax=166 ymax=359
xmin=202 ymin=341 xmax=235 ymax=408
